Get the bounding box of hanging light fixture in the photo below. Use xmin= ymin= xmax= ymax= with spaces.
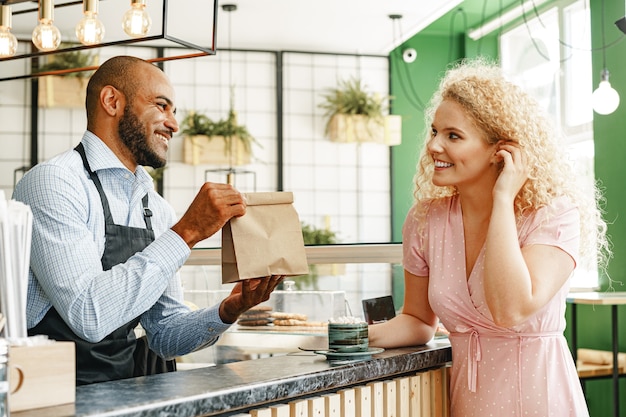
xmin=592 ymin=69 xmax=620 ymax=115
xmin=0 ymin=0 xmax=219 ymax=82
xmin=75 ymin=0 xmax=105 ymax=46
xmin=592 ymin=0 xmax=620 ymax=115
xmin=223 ymin=3 xmax=236 ymax=184
xmin=31 ymin=0 xmax=61 ymax=52
xmin=0 ymin=5 xmax=18 ymax=58
xmin=122 ymin=0 xmax=152 ymax=38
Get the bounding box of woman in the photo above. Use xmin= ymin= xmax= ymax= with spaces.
xmin=368 ymin=59 xmax=610 ymax=416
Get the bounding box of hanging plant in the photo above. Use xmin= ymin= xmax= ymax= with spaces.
xmin=180 ymin=108 xmax=259 ymax=166
xmin=35 ymin=44 xmax=98 ymax=108
xmin=319 ymin=77 xmax=389 ymax=120
xmin=319 ymin=77 xmax=401 ymax=146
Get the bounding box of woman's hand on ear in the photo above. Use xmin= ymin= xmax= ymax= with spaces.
xmin=493 ymin=141 xmax=529 ymax=203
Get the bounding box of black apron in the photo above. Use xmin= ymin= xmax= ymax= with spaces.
xmin=29 ymin=143 xmax=175 ymax=385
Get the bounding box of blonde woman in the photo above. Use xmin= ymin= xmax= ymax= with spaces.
xmin=369 ymin=58 xmax=610 ymax=416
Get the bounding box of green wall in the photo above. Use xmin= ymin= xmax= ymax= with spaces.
xmin=579 ymin=0 xmax=626 ymax=414
xmin=389 ymin=1 xmax=626 ymax=415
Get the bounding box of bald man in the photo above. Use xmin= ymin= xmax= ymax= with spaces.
xmin=13 ymin=56 xmax=283 ymax=385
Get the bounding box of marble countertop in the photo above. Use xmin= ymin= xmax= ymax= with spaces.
xmin=14 ymin=339 xmax=451 ymax=417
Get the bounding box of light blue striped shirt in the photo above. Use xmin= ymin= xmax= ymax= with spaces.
xmin=13 ymin=131 xmax=231 ymax=359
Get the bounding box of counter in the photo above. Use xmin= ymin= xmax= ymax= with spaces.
xmin=14 ymin=339 xmax=451 ymax=417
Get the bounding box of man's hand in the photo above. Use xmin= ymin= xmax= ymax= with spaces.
xmin=219 ymin=276 xmax=285 ymax=324
xmin=171 ymin=182 xmax=246 ymax=248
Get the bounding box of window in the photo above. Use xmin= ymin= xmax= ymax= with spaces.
xmin=500 ymin=0 xmax=597 ymax=289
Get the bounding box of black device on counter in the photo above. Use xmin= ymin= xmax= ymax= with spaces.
xmin=362 ymin=295 xmax=396 ymax=324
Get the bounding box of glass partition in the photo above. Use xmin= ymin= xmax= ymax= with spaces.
xmin=179 ymin=244 xmax=401 ymax=366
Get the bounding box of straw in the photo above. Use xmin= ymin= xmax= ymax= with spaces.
xmin=0 ymin=191 xmax=32 ymax=340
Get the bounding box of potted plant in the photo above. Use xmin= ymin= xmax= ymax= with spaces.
xmin=35 ymin=45 xmax=97 ymax=108
xmin=301 ymin=222 xmax=338 ymax=245
xmin=290 ymin=222 xmax=343 ymax=290
xmin=319 ymin=77 xmax=401 ymax=145
xmin=181 ymin=109 xmax=258 ymax=166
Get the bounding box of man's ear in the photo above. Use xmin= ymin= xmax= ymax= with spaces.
xmin=100 ymin=85 xmax=124 ymax=117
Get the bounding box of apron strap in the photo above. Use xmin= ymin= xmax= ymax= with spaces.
xmin=142 ymin=195 xmax=152 ymax=230
xmin=75 ymin=142 xmax=114 ymax=225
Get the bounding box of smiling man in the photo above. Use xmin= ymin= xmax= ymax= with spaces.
xmin=13 ymin=56 xmax=283 ymax=386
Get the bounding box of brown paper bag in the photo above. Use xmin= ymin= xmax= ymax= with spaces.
xmin=222 ymin=191 xmax=309 ymax=283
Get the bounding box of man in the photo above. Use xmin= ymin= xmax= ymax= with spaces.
xmin=13 ymin=56 xmax=283 ymax=385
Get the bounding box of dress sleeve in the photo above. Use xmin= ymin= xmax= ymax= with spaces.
xmin=402 ymin=205 xmax=429 ymax=277
xmin=519 ymin=197 xmax=580 ymax=266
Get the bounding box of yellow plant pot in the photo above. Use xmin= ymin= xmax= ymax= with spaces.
xmin=183 ymin=134 xmax=252 ymax=165
xmin=327 ymin=114 xmax=401 ymax=145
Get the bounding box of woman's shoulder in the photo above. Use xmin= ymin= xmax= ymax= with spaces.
xmin=518 ymin=195 xmax=579 ymax=238
xmin=524 ymin=195 xmax=577 ymax=222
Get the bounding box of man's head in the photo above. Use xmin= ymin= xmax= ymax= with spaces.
xmin=85 ymin=56 xmax=178 ymax=170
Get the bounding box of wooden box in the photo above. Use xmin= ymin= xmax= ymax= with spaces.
xmin=9 ymin=342 xmax=76 ymax=412
xmin=327 ymin=114 xmax=402 ymax=145
xmin=183 ymin=134 xmax=252 ymax=166
xmin=38 ymin=76 xmax=87 ymax=108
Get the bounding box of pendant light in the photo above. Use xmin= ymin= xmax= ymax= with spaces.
xmin=75 ymin=0 xmax=105 ymax=46
xmin=122 ymin=0 xmax=151 ymax=38
xmin=31 ymin=0 xmax=62 ymax=52
xmin=0 ymin=0 xmax=218 ymax=82
xmin=223 ymin=3 xmax=236 ymax=184
xmin=0 ymin=5 xmax=18 ymax=58
xmin=592 ymin=0 xmax=620 ymax=115
xmin=592 ymin=69 xmax=620 ymax=115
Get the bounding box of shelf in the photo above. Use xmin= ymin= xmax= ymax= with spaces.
xmin=186 ymin=243 xmax=403 ymax=266
xmin=577 ymin=362 xmax=626 ymax=379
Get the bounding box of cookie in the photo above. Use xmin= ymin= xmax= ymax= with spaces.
xmin=239 ymin=312 xmax=271 ymax=320
xmin=271 ymin=312 xmax=308 ymax=321
xmin=237 ymin=319 xmax=270 ymax=326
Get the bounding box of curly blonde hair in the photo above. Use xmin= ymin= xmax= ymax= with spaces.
xmin=412 ymin=58 xmax=610 ymax=272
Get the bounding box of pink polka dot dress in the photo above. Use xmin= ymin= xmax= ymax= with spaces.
xmin=403 ymin=195 xmax=589 ymax=417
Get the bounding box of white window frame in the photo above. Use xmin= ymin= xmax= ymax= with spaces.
xmin=500 ymin=0 xmax=597 ymax=290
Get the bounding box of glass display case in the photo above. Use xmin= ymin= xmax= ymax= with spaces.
xmin=178 ymin=243 xmax=402 ymax=367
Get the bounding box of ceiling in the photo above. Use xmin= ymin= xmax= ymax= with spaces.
xmin=5 ymin=0 xmax=470 ymax=56
xmin=212 ymin=0 xmax=464 ymax=55
xmin=2 ymin=0 xmax=534 ymax=68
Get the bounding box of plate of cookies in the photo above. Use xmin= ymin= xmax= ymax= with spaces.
xmin=236 ymin=306 xmax=328 ymax=332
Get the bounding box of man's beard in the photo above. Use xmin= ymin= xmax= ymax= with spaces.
xmin=118 ymin=107 xmax=166 ymax=169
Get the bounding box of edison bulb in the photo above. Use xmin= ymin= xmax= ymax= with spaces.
xmin=0 ymin=27 xmax=17 ymax=57
xmin=76 ymin=13 xmax=105 ymax=45
xmin=122 ymin=2 xmax=151 ymax=37
xmin=32 ymin=21 xmax=61 ymax=51
xmin=592 ymin=80 xmax=620 ymax=115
